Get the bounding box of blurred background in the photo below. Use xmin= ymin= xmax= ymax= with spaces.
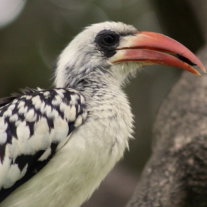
xmin=0 ymin=0 xmax=206 ymax=206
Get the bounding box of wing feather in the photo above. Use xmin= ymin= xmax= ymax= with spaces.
xmin=0 ymin=88 xmax=87 ymax=201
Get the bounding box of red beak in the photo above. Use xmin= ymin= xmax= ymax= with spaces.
xmin=110 ymin=31 xmax=206 ymax=75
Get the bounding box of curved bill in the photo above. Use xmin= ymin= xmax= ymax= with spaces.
xmin=110 ymin=31 xmax=206 ymax=75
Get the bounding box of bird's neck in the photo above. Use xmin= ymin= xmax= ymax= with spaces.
xmin=66 ymin=71 xmax=121 ymax=99
xmin=82 ymin=82 xmax=123 ymax=103
xmin=70 ymin=71 xmax=134 ymax=154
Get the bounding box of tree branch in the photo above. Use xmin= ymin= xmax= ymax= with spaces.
xmin=126 ymin=48 xmax=207 ymax=207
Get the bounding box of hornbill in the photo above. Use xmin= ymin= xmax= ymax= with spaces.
xmin=0 ymin=22 xmax=205 ymax=207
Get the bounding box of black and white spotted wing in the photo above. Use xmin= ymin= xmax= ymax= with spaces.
xmin=0 ymin=88 xmax=87 ymax=202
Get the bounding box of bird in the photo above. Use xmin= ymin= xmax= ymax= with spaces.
xmin=0 ymin=21 xmax=205 ymax=207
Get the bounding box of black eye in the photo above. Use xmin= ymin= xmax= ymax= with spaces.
xmin=101 ymin=34 xmax=119 ymax=46
xmin=95 ymin=30 xmax=120 ymax=48
xmin=95 ymin=30 xmax=120 ymax=57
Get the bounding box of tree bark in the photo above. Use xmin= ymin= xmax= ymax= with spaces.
xmin=126 ymin=47 xmax=207 ymax=207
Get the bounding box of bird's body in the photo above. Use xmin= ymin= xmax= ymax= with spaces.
xmin=0 ymin=22 xmax=204 ymax=207
xmin=0 ymin=84 xmax=133 ymax=207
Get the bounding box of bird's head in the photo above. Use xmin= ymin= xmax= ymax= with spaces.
xmin=55 ymin=21 xmax=205 ymax=88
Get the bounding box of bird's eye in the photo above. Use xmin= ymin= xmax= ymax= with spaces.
xmin=95 ymin=30 xmax=120 ymax=57
xmin=95 ymin=30 xmax=120 ymax=48
xmin=101 ymin=34 xmax=119 ymax=46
